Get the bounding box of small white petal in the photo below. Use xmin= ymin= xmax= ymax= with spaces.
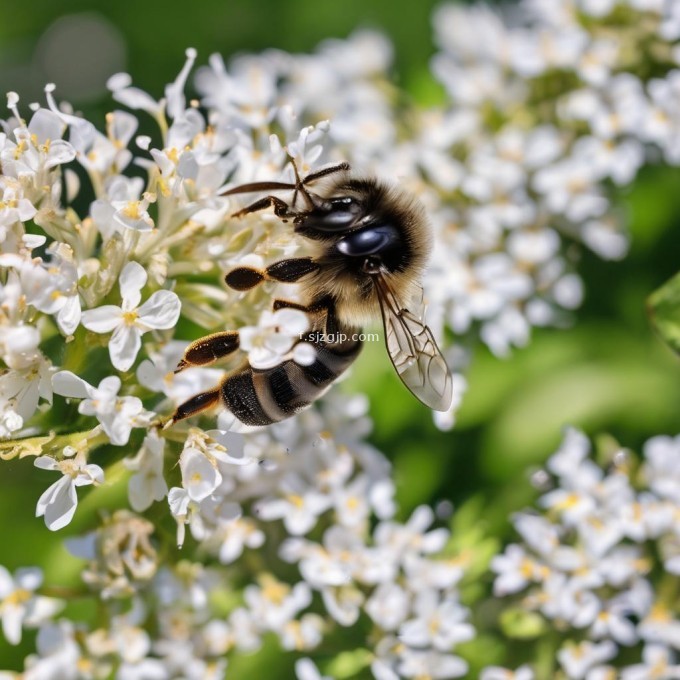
xmin=36 ymin=476 xmax=77 ymax=531
xmin=119 ymin=261 xmax=147 ymax=309
xmin=293 ymin=343 xmax=317 ymax=366
xmin=136 ymin=290 xmax=181 ymax=330
xmin=52 ymin=371 xmax=94 ymax=399
xmin=109 ymin=324 xmax=142 ymax=372
xmin=81 ymin=306 xmax=122 ymax=333
xmin=15 ymin=567 xmax=42 ymax=592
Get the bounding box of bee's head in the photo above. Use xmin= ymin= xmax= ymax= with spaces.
xmin=295 ymin=196 xmax=408 ymax=275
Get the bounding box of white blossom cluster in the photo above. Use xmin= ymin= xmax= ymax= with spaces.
xmin=0 ymin=397 xmax=478 ymax=679
xmin=194 ymin=0 xmax=680 ymax=357
xmin=491 ymin=428 xmax=680 ymax=678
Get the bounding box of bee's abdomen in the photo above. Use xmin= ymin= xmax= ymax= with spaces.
xmin=220 ymin=340 xmax=361 ymax=427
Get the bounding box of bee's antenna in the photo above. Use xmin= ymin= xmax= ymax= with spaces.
xmin=290 ymin=158 xmax=316 ymax=211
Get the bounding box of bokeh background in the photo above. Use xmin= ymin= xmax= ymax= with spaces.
xmin=2 ymin=0 xmax=680 ymax=673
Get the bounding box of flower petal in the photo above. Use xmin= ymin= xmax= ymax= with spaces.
xmin=56 ymin=295 xmax=81 ymax=336
xmin=119 ymin=261 xmax=147 ymax=309
xmin=15 ymin=567 xmax=42 ymax=592
xmin=81 ymin=306 xmax=122 ymax=333
xmin=37 ymin=476 xmax=77 ymax=531
xmin=137 ymin=290 xmax=181 ymax=330
xmin=109 ymin=324 xmax=142 ymax=372
xmin=52 ymin=371 xmax=94 ymax=399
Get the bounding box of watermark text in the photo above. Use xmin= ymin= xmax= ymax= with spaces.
xmin=300 ymin=331 xmax=380 ymax=343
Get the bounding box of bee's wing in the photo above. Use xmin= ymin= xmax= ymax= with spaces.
xmin=374 ymin=274 xmax=453 ymax=411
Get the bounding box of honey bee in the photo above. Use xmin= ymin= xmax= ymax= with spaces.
xmin=169 ymin=161 xmax=453 ymax=427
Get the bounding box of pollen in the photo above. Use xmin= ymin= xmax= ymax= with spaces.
xmin=649 ymin=602 xmax=671 ymax=622
xmin=122 ymin=201 xmax=142 ymax=220
xmin=122 ymin=310 xmax=138 ymax=325
xmin=287 ymin=494 xmax=304 ymax=509
xmin=345 ymin=496 xmax=360 ymax=510
xmin=4 ymin=588 xmax=31 ymax=606
xmin=13 ymin=140 xmax=28 ymax=159
xmin=260 ymin=576 xmax=289 ymax=605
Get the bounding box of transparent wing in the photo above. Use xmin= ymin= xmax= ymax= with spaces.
xmin=374 ymin=274 xmax=453 ymax=411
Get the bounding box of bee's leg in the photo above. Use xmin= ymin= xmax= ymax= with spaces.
xmin=272 ymin=300 xmax=313 ymax=312
xmin=174 ymin=331 xmax=240 ymax=373
xmin=231 ymin=195 xmax=297 ymax=220
xmin=225 ymin=257 xmax=319 ymax=291
xmin=168 ymin=387 xmax=221 ymax=425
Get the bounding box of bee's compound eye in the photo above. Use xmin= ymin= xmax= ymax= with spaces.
xmin=336 ymin=224 xmax=400 ymax=257
xmin=300 ymin=198 xmax=362 ymax=232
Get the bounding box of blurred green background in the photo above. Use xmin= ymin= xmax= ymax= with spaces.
xmin=2 ymin=0 xmax=680 ymax=674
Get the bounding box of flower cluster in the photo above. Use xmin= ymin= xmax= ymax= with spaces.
xmin=194 ymin=0 xmax=680 ymax=357
xmin=0 ymin=397 xmax=478 ymax=678
xmin=492 ymin=429 xmax=680 ymax=678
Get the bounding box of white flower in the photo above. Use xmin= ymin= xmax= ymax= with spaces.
xmin=481 ymin=666 xmax=534 ymax=680
xmin=621 ymin=644 xmax=680 ymax=680
xmin=90 ymin=175 xmax=146 ymax=240
xmin=398 ymin=590 xmax=474 ymax=652
xmin=365 ymin=582 xmax=410 ymax=631
xmin=110 ymin=193 xmax=155 ymax=232
xmin=396 ymin=647 xmax=469 ymax=679
xmin=280 ymin=613 xmax=324 ymax=651
xmin=0 ymin=102 xmax=76 ymax=180
xmin=34 ymin=447 xmax=104 ymax=531
xmin=0 ymin=567 xmax=61 ymax=645
xmin=52 ymin=371 xmax=153 ymax=446
xmin=167 ymin=486 xmax=198 ymax=549
xmin=254 ymin=473 xmax=332 ymax=535
xmin=216 ymin=518 xmax=265 ymax=564
xmin=136 ymin=340 xmax=224 ymax=405
xmin=243 ymin=577 xmax=311 ymax=632
xmin=81 ymin=261 xmax=181 ymax=372
xmin=23 ymin=621 xmax=82 ymax=680
xmin=557 ymin=640 xmax=617 ymax=679
xmin=123 ymin=432 xmax=169 ymax=512
xmin=180 ymin=447 xmax=222 ymax=502
xmin=321 ymin=584 xmax=364 ymax=626
xmin=0 ymin=354 xmax=53 ymax=427
xmin=239 ymin=308 xmax=310 ymax=370
xmin=295 ymin=658 xmax=332 ymax=680
xmin=20 ymin=247 xmax=82 ymax=337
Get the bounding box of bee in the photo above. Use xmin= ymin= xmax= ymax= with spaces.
xmin=169 ymin=161 xmax=453 ymax=427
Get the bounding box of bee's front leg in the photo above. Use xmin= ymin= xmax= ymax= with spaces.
xmin=174 ymin=331 xmax=240 ymax=374
xmin=231 ymin=195 xmax=296 ymax=220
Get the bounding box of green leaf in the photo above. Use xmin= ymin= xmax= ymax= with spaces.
xmin=324 ymin=649 xmax=373 ymax=678
xmin=649 ymin=270 xmax=680 ymax=354
xmin=499 ymin=608 xmax=548 ymax=640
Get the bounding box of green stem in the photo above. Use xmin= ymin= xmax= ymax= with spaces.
xmin=0 ymin=428 xmax=107 ymax=461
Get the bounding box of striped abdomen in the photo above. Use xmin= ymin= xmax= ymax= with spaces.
xmin=220 ymin=338 xmax=362 ymax=426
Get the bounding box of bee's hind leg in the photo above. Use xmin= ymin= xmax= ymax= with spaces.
xmin=168 ymin=387 xmax=221 ymax=426
xmin=174 ymin=331 xmax=240 ymax=373
xmin=225 ymin=258 xmax=319 ymax=291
